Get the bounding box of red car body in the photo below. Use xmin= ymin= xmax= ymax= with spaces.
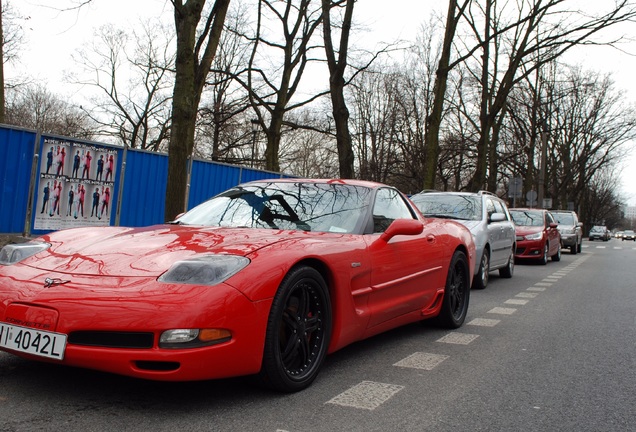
xmin=0 ymin=179 xmax=475 ymax=392
xmin=510 ymin=208 xmax=561 ymax=264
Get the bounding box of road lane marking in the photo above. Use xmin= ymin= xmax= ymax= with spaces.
xmin=488 ymin=307 xmax=517 ymax=315
xmin=436 ymin=332 xmax=479 ymax=345
xmin=393 ymin=352 xmax=449 ymax=370
xmin=527 ymin=287 xmax=547 ymax=291
xmin=505 ymin=299 xmax=529 ymax=305
xmin=326 ymin=381 xmax=404 ymax=410
xmin=516 ymin=292 xmax=539 ymax=298
xmin=467 ymin=318 xmax=501 ymax=327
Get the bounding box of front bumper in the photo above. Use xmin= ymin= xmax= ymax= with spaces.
xmin=514 ymin=239 xmax=545 ymax=259
xmin=0 ymin=269 xmax=272 ymax=381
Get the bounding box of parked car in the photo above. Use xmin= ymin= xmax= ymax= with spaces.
xmin=0 ymin=179 xmax=476 ymax=392
xmin=509 ymin=208 xmax=561 ymax=264
xmin=589 ymin=225 xmax=611 ymax=241
xmin=551 ymin=210 xmax=583 ymax=254
xmin=622 ymin=229 xmax=636 ymax=241
xmin=410 ymin=190 xmax=515 ymax=290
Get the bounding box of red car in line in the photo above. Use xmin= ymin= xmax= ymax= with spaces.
xmin=510 ymin=208 xmax=561 ymax=264
xmin=0 ymin=179 xmax=475 ymax=392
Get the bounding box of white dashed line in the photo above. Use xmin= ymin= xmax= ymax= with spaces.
xmin=488 ymin=307 xmax=517 ymax=315
xmin=505 ymin=299 xmax=529 ymax=305
xmin=468 ymin=318 xmax=501 ymax=327
xmin=437 ymin=332 xmax=480 ymax=345
xmin=516 ymin=292 xmax=539 ymax=298
xmin=527 ymin=287 xmax=546 ymax=291
xmin=393 ymin=352 xmax=449 ymax=370
xmin=326 ymin=381 xmax=404 ymax=410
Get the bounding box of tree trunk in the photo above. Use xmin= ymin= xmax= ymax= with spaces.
xmin=165 ymin=0 xmax=230 ymax=221
xmin=423 ymin=0 xmax=465 ymax=189
xmin=323 ymin=0 xmax=355 ymax=179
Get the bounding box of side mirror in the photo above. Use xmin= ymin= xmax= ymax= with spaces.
xmin=490 ymin=213 xmax=506 ymax=223
xmin=549 ymin=222 xmax=558 ymax=229
xmin=379 ymin=219 xmax=424 ymax=242
xmin=577 ymin=222 xmax=583 ymax=227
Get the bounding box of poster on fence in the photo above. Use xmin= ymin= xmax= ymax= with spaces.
xmin=34 ymin=138 xmax=118 ymax=231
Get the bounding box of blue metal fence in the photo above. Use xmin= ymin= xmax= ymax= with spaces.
xmin=0 ymin=124 xmax=292 ymax=235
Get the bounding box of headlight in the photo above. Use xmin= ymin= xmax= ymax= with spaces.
xmin=159 ymin=328 xmax=232 ymax=348
xmin=158 ymin=254 xmax=249 ymax=285
xmin=525 ymin=232 xmax=543 ymax=240
xmin=0 ymin=242 xmax=51 ymax=265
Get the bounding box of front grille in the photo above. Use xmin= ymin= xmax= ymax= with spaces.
xmin=68 ymin=331 xmax=154 ymax=349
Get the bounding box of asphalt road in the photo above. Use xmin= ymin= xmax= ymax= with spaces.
xmin=1 ymin=241 xmax=635 ymax=432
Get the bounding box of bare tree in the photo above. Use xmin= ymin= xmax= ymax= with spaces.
xmin=165 ymin=0 xmax=231 ymax=221
xmin=235 ymin=0 xmax=326 ymax=172
xmin=70 ymin=22 xmax=174 ymax=150
xmin=1 ymin=0 xmax=29 ymax=122
xmin=322 ymin=0 xmax=354 ymax=178
xmin=5 ymin=84 xmax=95 ymax=138
xmin=463 ymin=0 xmax=636 ymax=192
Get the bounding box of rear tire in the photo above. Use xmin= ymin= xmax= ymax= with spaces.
xmin=434 ymin=251 xmax=470 ymax=329
xmin=551 ymin=243 xmax=561 ymax=262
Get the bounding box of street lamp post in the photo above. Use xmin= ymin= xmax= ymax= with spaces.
xmin=250 ymin=119 xmax=259 ymax=168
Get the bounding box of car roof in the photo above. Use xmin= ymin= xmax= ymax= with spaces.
xmin=242 ymin=178 xmax=389 ymax=190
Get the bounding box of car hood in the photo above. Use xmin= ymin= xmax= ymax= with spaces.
xmin=457 ymin=220 xmax=481 ymax=231
xmin=515 ymin=226 xmax=543 ymax=236
xmin=24 ymin=225 xmax=308 ymax=277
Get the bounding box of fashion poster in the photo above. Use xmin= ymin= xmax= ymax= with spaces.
xmin=34 ymin=138 xmax=118 ymax=231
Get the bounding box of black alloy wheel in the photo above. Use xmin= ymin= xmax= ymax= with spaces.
xmin=434 ymin=250 xmax=470 ymax=329
xmin=258 ymin=266 xmax=331 ymax=393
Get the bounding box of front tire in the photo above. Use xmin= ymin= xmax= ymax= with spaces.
xmin=434 ymin=250 xmax=470 ymax=329
xmin=472 ymin=249 xmax=490 ymax=290
xmin=258 ymin=266 xmax=331 ymax=393
xmin=539 ymin=243 xmax=549 ymax=265
xmin=499 ymin=248 xmax=514 ymax=278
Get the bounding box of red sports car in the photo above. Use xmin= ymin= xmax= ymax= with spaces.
xmin=510 ymin=208 xmax=561 ymax=264
xmin=0 ymin=179 xmax=475 ymax=392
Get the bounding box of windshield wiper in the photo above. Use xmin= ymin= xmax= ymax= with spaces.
xmin=425 ymin=213 xmax=469 ymax=220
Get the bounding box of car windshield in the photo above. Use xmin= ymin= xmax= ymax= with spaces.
xmin=410 ymin=194 xmax=481 ymax=221
xmin=590 ymin=226 xmax=604 ymax=232
xmin=510 ymin=210 xmax=544 ymax=227
xmin=175 ymin=181 xmax=372 ymax=233
xmin=553 ymin=213 xmax=574 ymax=224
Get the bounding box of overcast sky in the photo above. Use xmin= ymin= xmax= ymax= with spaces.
xmin=10 ymin=0 xmax=636 ymax=206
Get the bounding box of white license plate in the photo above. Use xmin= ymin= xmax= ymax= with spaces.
xmin=0 ymin=323 xmax=67 ymax=360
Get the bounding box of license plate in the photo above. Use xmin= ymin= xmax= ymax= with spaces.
xmin=0 ymin=323 xmax=66 ymax=360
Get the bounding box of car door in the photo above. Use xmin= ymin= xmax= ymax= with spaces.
xmin=366 ymin=188 xmax=446 ymax=328
xmin=486 ymin=198 xmax=513 ymax=268
xmin=545 ymin=211 xmax=560 ymax=254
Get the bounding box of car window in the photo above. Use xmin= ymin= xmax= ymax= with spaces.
xmin=492 ymin=200 xmax=507 ymax=218
xmin=410 ymin=194 xmax=481 ymax=221
xmin=372 ymin=188 xmax=415 ymax=233
xmin=546 ymin=212 xmax=555 ymax=225
xmin=177 ymin=182 xmax=372 ymax=233
xmin=510 ymin=210 xmax=544 ymax=226
xmin=486 ymin=199 xmax=496 ymax=219
xmin=553 ymin=213 xmax=574 ymax=224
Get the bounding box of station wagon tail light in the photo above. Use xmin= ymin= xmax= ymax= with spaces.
xmin=158 ymin=255 xmax=249 ymax=285
xmin=159 ymin=328 xmax=232 ymax=348
xmin=0 ymin=242 xmax=50 ymax=265
xmin=525 ymin=232 xmax=543 ymax=240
